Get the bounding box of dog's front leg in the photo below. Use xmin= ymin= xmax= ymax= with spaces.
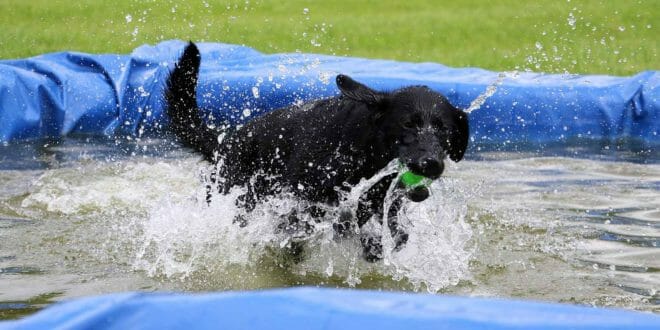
xmin=355 ymin=174 xmax=412 ymax=261
xmin=274 ymin=205 xmax=325 ymax=264
xmin=359 ymin=195 xmax=409 ymax=261
xmin=233 ymin=182 xmax=256 ymax=227
xmin=386 ymin=196 xmax=408 ymax=251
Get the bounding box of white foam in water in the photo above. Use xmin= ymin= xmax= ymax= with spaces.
xmin=124 ymin=159 xmax=473 ymax=291
xmin=16 ymin=152 xmax=473 ymax=292
xmin=21 ymin=161 xmax=197 ymax=215
xmin=386 ymin=179 xmax=473 ymax=291
xmin=132 ymin=185 xmax=277 ymax=278
xmin=9 ymin=148 xmax=658 ymax=310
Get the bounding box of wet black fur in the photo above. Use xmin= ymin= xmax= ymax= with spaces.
xmin=166 ymin=42 xmax=469 ymax=261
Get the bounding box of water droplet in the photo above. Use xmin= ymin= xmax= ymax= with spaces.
xmin=318 ymin=72 xmax=331 ymax=84
xmin=567 ymin=12 xmax=576 ymax=29
xmin=618 ymin=26 xmax=625 ymax=32
xmin=243 ymin=109 xmax=252 ymax=117
xmin=125 ymin=14 xmax=133 ymax=23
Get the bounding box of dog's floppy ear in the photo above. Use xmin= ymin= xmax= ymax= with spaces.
xmin=336 ymin=74 xmax=382 ymax=105
xmin=447 ymin=108 xmax=469 ymax=162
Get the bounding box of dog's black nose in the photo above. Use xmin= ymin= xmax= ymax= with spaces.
xmin=421 ymin=157 xmax=443 ymax=178
xmin=409 ymin=157 xmax=443 ymax=179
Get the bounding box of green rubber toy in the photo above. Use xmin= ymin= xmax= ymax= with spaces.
xmin=399 ymin=164 xmax=432 ymax=189
xmin=400 ymin=171 xmax=425 ymax=187
xmin=400 ymin=169 xmax=432 ymax=202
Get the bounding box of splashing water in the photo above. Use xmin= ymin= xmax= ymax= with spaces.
xmin=465 ymin=71 xmax=518 ymax=114
xmin=3 ymin=138 xmax=658 ymax=313
xmin=380 ymin=173 xmax=474 ymax=291
xmin=127 ymin=159 xmax=474 ymax=291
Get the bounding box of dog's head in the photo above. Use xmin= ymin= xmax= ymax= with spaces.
xmin=337 ymin=74 xmax=469 ymax=179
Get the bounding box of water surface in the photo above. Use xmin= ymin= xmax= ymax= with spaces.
xmin=0 ymin=137 xmax=658 ymax=319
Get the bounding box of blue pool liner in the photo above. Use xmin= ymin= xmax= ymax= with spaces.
xmin=1 ymin=40 xmax=658 ymax=150
xmin=1 ymin=288 xmax=659 ymax=330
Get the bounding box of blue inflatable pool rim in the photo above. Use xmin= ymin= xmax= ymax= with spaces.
xmin=0 ymin=40 xmax=658 ymax=151
xmin=2 ymin=288 xmax=659 ymax=330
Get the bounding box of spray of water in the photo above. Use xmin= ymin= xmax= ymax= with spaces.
xmin=465 ymin=71 xmax=519 ymax=114
xmin=108 ymin=159 xmax=476 ymax=292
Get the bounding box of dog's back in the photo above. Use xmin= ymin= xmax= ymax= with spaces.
xmin=166 ymin=43 xmax=394 ymax=202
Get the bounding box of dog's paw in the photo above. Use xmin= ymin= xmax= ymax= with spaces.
xmin=232 ymin=214 xmax=248 ymax=227
xmin=284 ymin=241 xmax=306 ymax=264
xmin=360 ymin=235 xmax=383 ymax=262
xmin=332 ymin=209 xmax=355 ymax=239
xmin=277 ymin=210 xmax=315 ymax=240
xmin=393 ymin=230 xmax=409 ymax=252
xmin=332 ymin=221 xmax=353 ymax=238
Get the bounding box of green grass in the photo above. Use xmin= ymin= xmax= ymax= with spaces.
xmin=0 ymin=292 xmax=62 ymax=320
xmin=0 ymin=0 xmax=657 ymax=75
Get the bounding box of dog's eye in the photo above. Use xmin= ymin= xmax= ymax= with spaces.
xmin=403 ymin=121 xmax=415 ymax=129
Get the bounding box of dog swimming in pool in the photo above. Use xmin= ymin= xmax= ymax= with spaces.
xmin=165 ymin=42 xmax=469 ymax=262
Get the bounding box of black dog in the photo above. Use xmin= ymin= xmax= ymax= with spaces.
xmin=165 ymin=42 xmax=468 ymax=261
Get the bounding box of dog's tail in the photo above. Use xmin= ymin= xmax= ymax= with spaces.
xmin=166 ymin=42 xmax=219 ymax=161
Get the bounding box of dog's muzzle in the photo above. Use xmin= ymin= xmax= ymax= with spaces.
xmin=407 ymin=157 xmax=444 ymax=179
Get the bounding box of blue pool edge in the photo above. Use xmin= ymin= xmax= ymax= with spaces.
xmin=1 ymin=287 xmax=659 ymax=329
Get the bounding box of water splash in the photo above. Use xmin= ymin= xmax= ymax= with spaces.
xmin=465 ymin=71 xmax=518 ymax=114
xmin=6 ymin=139 xmax=659 ymax=311
xmin=126 ymin=159 xmax=473 ymax=291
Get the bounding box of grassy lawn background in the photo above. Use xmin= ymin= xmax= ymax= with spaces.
xmin=0 ymin=0 xmax=657 ymax=76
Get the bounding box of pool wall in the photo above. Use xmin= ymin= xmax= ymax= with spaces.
xmin=0 ymin=40 xmax=658 ymax=149
xmin=1 ymin=288 xmax=659 ymax=330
